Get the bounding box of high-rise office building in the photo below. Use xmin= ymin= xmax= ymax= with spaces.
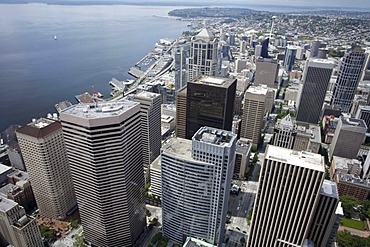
xmin=283 ymin=46 xmax=298 ymax=71
xmin=355 ymin=105 xmax=370 ymax=132
xmin=296 ymin=59 xmax=335 ymax=124
xmin=248 ymin=145 xmax=325 ymax=247
xmin=329 ymin=117 xmax=367 ymax=159
xmin=308 ymin=180 xmax=343 ymax=247
xmin=60 ymin=102 xmax=146 ymax=247
xmin=188 ymin=28 xmax=218 ymax=82
xmin=185 ymin=76 xmax=236 ymax=139
xmin=176 ymin=87 xmax=187 ymax=139
xmin=331 ymin=45 xmax=366 ymax=113
xmin=272 ymin=115 xmax=296 ymax=149
xmin=0 ymin=197 xmax=43 ymax=247
xmin=132 ymin=92 xmax=162 ymax=178
xmin=173 ymin=40 xmax=190 ymax=91
xmin=240 ymin=85 xmax=267 ymax=146
xmin=261 ymin=37 xmax=269 ymax=58
xmin=254 ymin=44 xmax=262 ymax=57
xmin=161 ymin=127 xmax=237 ymax=245
xmin=310 ymin=40 xmax=321 ymax=58
xmin=254 ymin=57 xmax=279 ymax=88
xmin=16 ymin=118 xmax=77 ymax=219
xmin=361 ymin=50 xmax=370 ymax=81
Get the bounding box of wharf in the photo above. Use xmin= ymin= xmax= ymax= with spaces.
xmin=128 ymin=67 xmax=145 ymax=78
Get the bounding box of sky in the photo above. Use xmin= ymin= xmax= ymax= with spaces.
xmin=1 ymin=0 xmax=370 ymax=9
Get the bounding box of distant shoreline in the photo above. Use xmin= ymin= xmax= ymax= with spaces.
xmin=0 ymin=2 xmax=369 ymax=13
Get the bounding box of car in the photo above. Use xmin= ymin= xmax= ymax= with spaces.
xmin=236 ymin=227 xmax=240 ymax=231
xmin=243 ymin=231 xmax=246 ymax=234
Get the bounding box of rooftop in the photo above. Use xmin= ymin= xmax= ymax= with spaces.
xmin=134 ymin=91 xmax=161 ymax=100
xmin=183 ymin=237 xmax=216 ymax=247
xmin=0 ymin=164 xmax=12 ymax=174
xmin=247 ymin=84 xmax=268 ymax=95
xmin=16 ymin=118 xmax=61 ymax=139
xmin=236 ymin=138 xmax=252 ymax=154
xmin=337 ymin=173 xmax=370 ymax=188
xmin=0 ymin=196 xmax=17 ymax=212
xmin=308 ymin=58 xmax=336 ymax=69
xmin=320 ymin=180 xmax=339 ymax=199
xmin=265 ymin=145 xmax=324 ymax=172
xmin=162 ymin=137 xmax=193 ymax=160
xmin=61 ymin=101 xmax=139 ymax=120
xmin=194 ymin=28 xmax=215 ymax=40
xmin=150 ymin=156 xmax=161 ymax=171
xmin=193 ymin=127 xmax=236 ymax=147
xmin=341 ymin=117 xmax=367 ymax=129
xmin=192 ymin=76 xmax=236 ymax=89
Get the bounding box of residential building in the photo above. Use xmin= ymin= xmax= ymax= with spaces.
xmin=161 ymin=127 xmax=237 ymax=245
xmin=240 ymin=85 xmax=267 ymax=146
xmin=16 ymin=118 xmax=77 ymax=219
xmin=254 ymin=57 xmax=279 ymax=88
xmin=0 ymin=197 xmax=43 ymax=247
xmin=296 ymin=59 xmax=335 ymax=124
xmin=331 ymin=45 xmax=366 ymax=113
xmin=248 ymin=145 xmax=325 ymax=247
xmin=185 ymin=76 xmax=236 ymax=139
xmin=60 ymin=102 xmax=146 ymax=247
xmin=329 ymin=117 xmax=367 ymax=159
xmin=188 ymin=28 xmax=218 ymax=82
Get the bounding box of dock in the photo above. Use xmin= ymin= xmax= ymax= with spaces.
xmin=128 ymin=67 xmax=145 ymax=78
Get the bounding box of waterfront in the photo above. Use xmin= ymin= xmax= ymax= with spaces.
xmin=0 ymin=4 xmax=188 ymax=132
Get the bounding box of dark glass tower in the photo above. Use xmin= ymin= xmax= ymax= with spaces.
xmin=185 ymin=76 xmax=236 ymax=139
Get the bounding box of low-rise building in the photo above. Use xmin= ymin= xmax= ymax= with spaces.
xmin=335 ymin=173 xmax=370 ymax=200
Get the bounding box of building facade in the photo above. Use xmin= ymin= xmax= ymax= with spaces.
xmin=173 ymin=40 xmax=190 ymax=91
xmin=329 ymin=117 xmax=367 ymax=159
xmin=16 ymin=118 xmax=77 ymax=219
xmin=296 ymin=59 xmax=335 ymax=124
xmin=161 ymin=127 xmax=236 ymax=245
xmin=331 ymin=45 xmax=366 ymax=113
xmin=248 ymin=145 xmax=325 ymax=247
xmin=283 ymin=46 xmax=298 ymax=72
xmin=254 ymin=57 xmax=279 ymax=88
xmin=60 ymin=102 xmax=146 ymax=247
xmin=185 ymin=76 xmax=236 ymax=139
xmin=0 ymin=197 xmax=43 ymax=247
xmin=240 ymin=85 xmax=267 ymax=146
xmin=188 ymin=28 xmax=218 ymax=82
xmin=176 ymin=87 xmax=187 ymax=139
xmin=132 ymin=92 xmax=162 ymax=178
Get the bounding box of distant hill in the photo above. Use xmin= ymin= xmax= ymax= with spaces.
xmin=168 ymin=7 xmax=271 ymax=18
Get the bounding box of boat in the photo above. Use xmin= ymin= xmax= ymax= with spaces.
xmin=54 ymin=35 xmax=57 ymax=40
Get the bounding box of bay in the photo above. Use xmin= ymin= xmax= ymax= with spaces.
xmin=0 ymin=3 xmax=188 ymax=132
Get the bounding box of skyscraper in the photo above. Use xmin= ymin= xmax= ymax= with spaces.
xmin=331 ymin=45 xmax=366 ymax=113
xmin=240 ymin=85 xmax=267 ymax=146
xmin=272 ymin=114 xmax=295 ymax=149
xmin=260 ymin=37 xmax=269 ymax=58
xmin=188 ymin=28 xmax=218 ymax=82
xmin=329 ymin=117 xmax=367 ymax=159
xmin=308 ymin=180 xmax=343 ymax=247
xmin=283 ymin=46 xmax=298 ymax=71
xmin=173 ymin=40 xmax=190 ymax=91
xmin=60 ymin=102 xmax=146 ymax=247
xmin=0 ymin=197 xmax=43 ymax=247
xmin=16 ymin=118 xmax=77 ymax=219
xmin=248 ymin=145 xmax=325 ymax=247
xmin=310 ymin=40 xmax=321 ymax=58
xmin=296 ymin=59 xmax=335 ymax=124
xmin=175 ymin=86 xmax=187 ymax=139
xmin=132 ymin=92 xmax=162 ymax=178
xmin=161 ymin=127 xmax=237 ymax=245
xmin=254 ymin=57 xmax=279 ymax=88
xmin=185 ymin=76 xmax=236 ymax=139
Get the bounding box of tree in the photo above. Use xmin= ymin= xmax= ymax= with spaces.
xmin=340 ymin=195 xmax=360 ymax=218
xmin=246 ymin=210 xmax=253 ymax=224
xmin=337 ymin=230 xmax=370 ymax=247
xmin=240 ymin=237 xmax=246 ymax=244
xmin=252 ymin=152 xmax=259 ymax=164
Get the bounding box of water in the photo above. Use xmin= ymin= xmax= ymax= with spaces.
xmin=0 ymin=4 xmax=188 ymax=132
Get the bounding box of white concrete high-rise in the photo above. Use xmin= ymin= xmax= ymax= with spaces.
xmin=331 ymin=45 xmax=366 ymax=113
xmin=132 ymin=92 xmax=162 ymax=178
xmin=161 ymin=127 xmax=237 ymax=245
xmin=0 ymin=197 xmax=43 ymax=247
xmin=248 ymin=145 xmax=325 ymax=247
xmin=16 ymin=118 xmax=77 ymax=219
xmin=188 ymin=28 xmax=218 ymax=82
xmin=60 ymin=102 xmax=146 ymax=247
